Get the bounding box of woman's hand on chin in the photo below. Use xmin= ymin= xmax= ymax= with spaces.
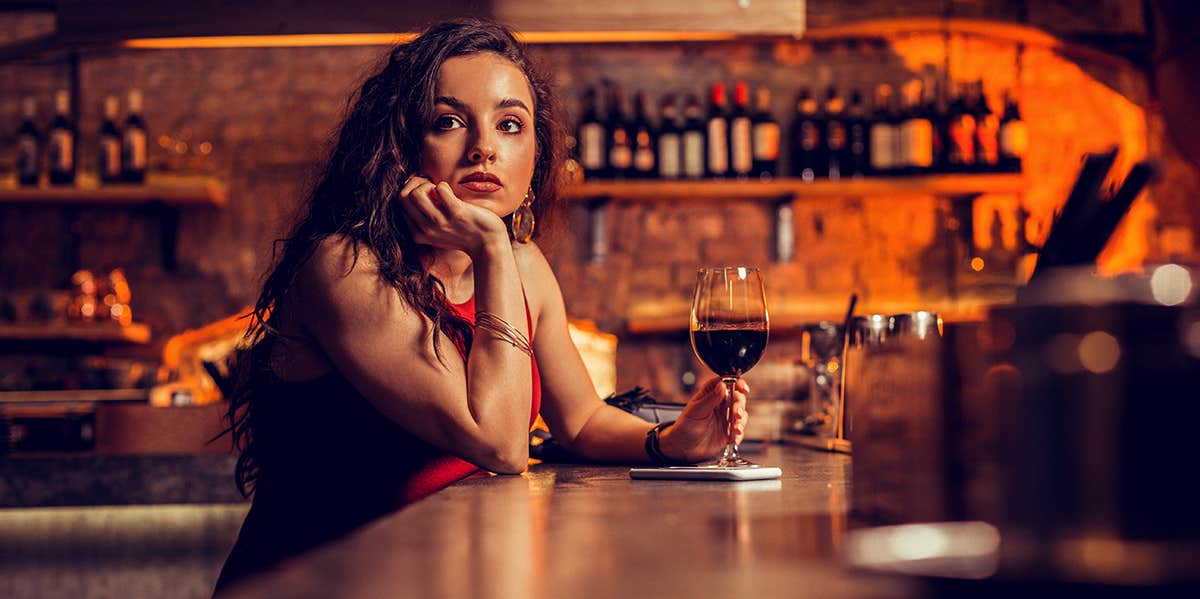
xmin=399 ymin=175 xmax=509 ymax=256
xmin=657 ymin=377 xmax=748 ymax=464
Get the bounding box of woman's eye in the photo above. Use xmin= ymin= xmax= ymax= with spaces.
xmin=434 ymin=115 xmax=463 ymax=130
xmin=499 ymin=118 xmax=524 ymax=134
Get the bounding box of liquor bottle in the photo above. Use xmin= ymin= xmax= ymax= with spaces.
xmin=631 ymin=91 xmax=656 ymax=179
xmin=577 ymin=87 xmax=607 ymax=179
xmin=99 ymin=96 xmax=123 ymax=184
xmin=705 ymin=82 xmax=730 ymax=179
xmin=729 ymin=82 xmax=754 ymax=180
xmin=47 ymin=90 xmax=76 ymax=185
xmin=845 ymin=90 xmax=869 ymax=178
xmin=929 ymin=74 xmax=948 ymax=174
xmin=657 ymin=94 xmax=682 ymax=180
xmin=751 ymin=86 xmax=780 ymax=181
xmin=945 ymin=83 xmax=976 ymax=173
xmin=998 ymin=90 xmax=1027 ymax=173
xmin=681 ymin=94 xmax=706 ymax=180
xmin=972 ymin=80 xmax=1000 ymax=172
xmin=791 ymin=88 xmax=821 ymax=182
xmin=868 ymin=84 xmax=895 ymax=177
xmin=899 ymin=79 xmax=934 ymax=175
xmin=823 ymin=87 xmax=846 ymax=180
xmin=606 ymin=86 xmax=633 ymax=180
xmin=16 ymin=97 xmax=40 ymax=186
xmin=121 ymin=89 xmax=148 ymax=183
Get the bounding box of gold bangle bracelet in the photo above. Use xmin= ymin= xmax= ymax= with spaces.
xmin=474 ymin=311 xmax=533 ymax=356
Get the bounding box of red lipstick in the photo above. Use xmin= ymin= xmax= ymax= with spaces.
xmin=459 ymin=171 xmax=502 ymax=193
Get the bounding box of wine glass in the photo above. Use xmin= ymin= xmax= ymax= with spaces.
xmin=690 ymin=266 xmax=770 ymax=467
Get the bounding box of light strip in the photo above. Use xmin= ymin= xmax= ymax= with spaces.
xmin=119 ymin=30 xmax=748 ymax=49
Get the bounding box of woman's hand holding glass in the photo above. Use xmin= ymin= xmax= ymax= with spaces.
xmin=399 ymin=175 xmax=509 ymax=256
xmin=657 ymin=377 xmax=749 ymax=463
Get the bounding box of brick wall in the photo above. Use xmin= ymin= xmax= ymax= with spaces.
xmin=1 ymin=10 xmax=1196 ymax=399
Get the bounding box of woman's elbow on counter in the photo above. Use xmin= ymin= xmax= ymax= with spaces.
xmin=482 ymin=440 xmax=529 ymax=475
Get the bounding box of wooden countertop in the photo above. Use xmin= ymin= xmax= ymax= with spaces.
xmin=223 ymin=445 xmax=916 ymax=599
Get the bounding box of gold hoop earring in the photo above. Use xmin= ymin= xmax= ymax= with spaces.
xmin=510 ymin=188 xmax=536 ymax=244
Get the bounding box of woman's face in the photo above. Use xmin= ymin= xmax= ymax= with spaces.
xmin=418 ymin=52 xmax=537 ymax=218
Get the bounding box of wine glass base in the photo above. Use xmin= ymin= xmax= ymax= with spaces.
xmin=714 ymin=457 xmax=756 ymax=468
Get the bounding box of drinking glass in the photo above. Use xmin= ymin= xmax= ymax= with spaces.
xmin=690 ymin=266 xmax=769 ymax=467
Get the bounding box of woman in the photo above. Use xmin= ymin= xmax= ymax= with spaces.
xmin=214 ymin=18 xmax=749 ymax=593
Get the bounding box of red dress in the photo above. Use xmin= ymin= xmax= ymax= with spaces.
xmin=214 ymin=296 xmax=540 ymax=593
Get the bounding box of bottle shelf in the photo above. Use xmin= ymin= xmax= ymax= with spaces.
xmin=0 ymin=323 xmax=151 ymax=344
xmin=0 ymin=175 xmax=225 ymax=208
xmin=0 ymin=388 xmax=148 ymax=405
xmin=562 ymin=173 xmax=1026 ymax=203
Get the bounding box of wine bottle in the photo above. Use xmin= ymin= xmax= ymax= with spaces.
xmin=577 ymin=87 xmax=607 ymax=179
xmin=998 ymin=90 xmax=1027 ymax=174
xmin=706 ymin=82 xmax=730 ymax=179
xmin=823 ymin=86 xmax=846 ymax=181
xmin=48 ymin=90 xmax=76 ymax=186
xmin=972 ymin=80 xmax=999 ymax=172
xmin=681 ymin=94 xmax=706 ymax=180
xmin=631 ymin=91 xmax=656 ymax=179
xmin=606 ymin=86 xmax=633 ymax=180
xmin=657 ymin=94 xmax=682 ymax=180
xmin=791 ymin=88 xmax=820 ymax=182
xmin=945 ymin=83 xmax=976 ymax=173
xmin=846 ymin=90 xmax=869 ymax=179
xmin=121 ymin=89 xmax=148 ymax=183
xmin=729 ymin=82 xmax=754 ymax=180
xmin=99 ymin=96 xmax=122 ymax=184
xmin=868 ymin=84 xmax=895 ymax=177
xmin=900 ymin=79 xmax=934 ymax=175
xmin=16 ymin=97 xmax=40 ymax=186
xmin=751 ymin=86 xmax=780 ymax=181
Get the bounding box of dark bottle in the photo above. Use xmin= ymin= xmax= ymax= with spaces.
xmin=972 ymin=80 xmax=999 ymax=172
xmin=729 ymin=82 xmax=754 ymax=180
xmin=631 ymin=91 xmax=656 ymax=179
xmin=751 ymin=86 xmax=780 ymax=181
xmin=657 ymin=94 xmax=682 ymax=180
xmin=606 ymin=86 xmax=633 ymax=180
xmin=121 ymin=89 xmax=148 ymax=183
xmin=705 ymin=82 xmax=730 ymax=179
xmin=900 ymin=79 xmax=934 ymax=175
xmin=823 ymin=87 xmax=847 ymax=181
xmin=845 ymin=90 xmax=869 ymax=178
xmin=48 ymin=90 xmax=76 ymax=186
xmin=99 ymin=95 xmax=123 ymax=184
xmin=998 ymin=90 xmax=1027 ymax=173
xmin=945 ymin=83 xmax=976 ymax=173
xmin=16 ymin=97 xmax=40 ymax=186
xmin=577 ymin=87 xmax=607 ymax=179
xmin=868 ymin=84 xmax=896 ymax=177
xmin=791 ymin=88 xmax=821 ymax=182
xmin=681 ymin=94 xmax=706 ymax=180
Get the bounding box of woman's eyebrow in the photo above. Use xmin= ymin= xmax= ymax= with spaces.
xmin=496 ymin=97 xmax=531 ymax=113
xmin=434 ymin=95 xmax=530 ymax=114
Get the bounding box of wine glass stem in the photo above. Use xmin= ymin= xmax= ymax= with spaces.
xmin=720 ymin=377 xmax=739 ymax=466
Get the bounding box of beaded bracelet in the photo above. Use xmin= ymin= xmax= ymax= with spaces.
xmin=644 ymin=420 xmax=687 ymax=465
xmin=474 ymin=311 xmax=533 ymax=356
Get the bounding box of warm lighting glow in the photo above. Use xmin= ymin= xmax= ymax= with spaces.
xmin=1078 ymin=331 xmax=1120 ymax=374
xmin=844 ymin=521 xmax=1001 ymax=580
xmin=887 ymin=524 xmax=950 ymax=560
xmin=198 ymin=141 xmax=214 ymax=155
xmin=120 ymin=31 xmax=744 ymax=50
xmin=1150 ymin=264 xmax=1193 ymax=306
xmin=970 ymin=256 xmax=985 ymax=272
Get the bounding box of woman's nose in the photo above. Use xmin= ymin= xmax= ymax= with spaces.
xmin=468 ymin=133 xmax=497 ymax=163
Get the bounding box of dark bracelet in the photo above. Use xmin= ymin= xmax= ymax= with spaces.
xmin=644 ymin=420 xmax=686 ymax=465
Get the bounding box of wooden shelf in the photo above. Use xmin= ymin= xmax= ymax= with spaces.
xmin=0 ymin=175 xmax=226 ymax=207
xmin=562 ymin=174 xmax=1027 ymax=203
xmin=0 ymin=389 xmax=148 ymax=405
xmin=0 ymin=323 xmax=151 ymax=344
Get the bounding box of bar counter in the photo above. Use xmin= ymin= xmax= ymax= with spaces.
xmin=224 ymin=444 xmax=916 ymax=599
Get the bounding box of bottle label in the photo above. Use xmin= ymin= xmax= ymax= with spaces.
xmin=683 ymin=131 xmax=705 ymax=177
xmin=948 ymin=115 xmax=976 ymax=165
xmin=634 ymin=147 xmax=655 ymax=173
xmin=999 ymin=121 xmax=1028 ymax=158
xmin=123 ymin=128 xmax=148 ymax=170
xmin=752 ymin=121 xmax=780 ymax=161
xmin=100 ymin=137 xmax=121 ymax=177
xmin=49 ymin=130 xmax=74 ymax=171
xmin=869 ymin=124 xmax=893 ymax=170
xmin=579 ymin=123 xmax=605 ymax=170
xmin=902 ymin=118 xmax=934 ymax=168
xmin=707 ymin=118 xmax=729 ymax=174
xmin=800 ymin=121 xmax=819 ymax=150
xmin=826 ymin=121 xmax=847 ymax=151
xmin=658 ymin=133 xmax=681 ymax=179
xmin=18 ymin=135 xmax=38 ymax=178
xmin=730 ymin=116 xmax=752 ymax=173
xmin=609 ymin=145 xmax=632 ymax=170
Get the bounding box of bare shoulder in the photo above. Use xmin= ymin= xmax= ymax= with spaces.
xmin=512 ymin=242 xmax=565 ymax=326
xmin=302 ymin=235 xmax=377 ymax=286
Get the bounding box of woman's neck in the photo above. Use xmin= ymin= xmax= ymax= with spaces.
xmin=422 ymin=247 xmax=474 ymax=302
